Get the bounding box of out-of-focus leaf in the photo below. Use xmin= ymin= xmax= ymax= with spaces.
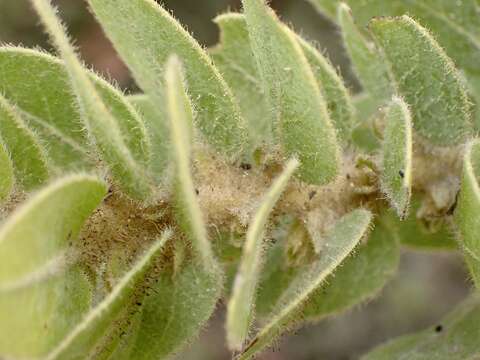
xmin=0 ymin=94 xmax=50 ymax=189
xmin=456 ymin=140 xmax=480 ymax=287
xmin=369 ymin=16 xmax=473 ymax=146
xmin=381 ymin=97 xmax=413 ymax=218
xmin=227 ymin=158 xmax=298 ymax=350
xmin=88 ymin=0 xmax=248 ymax=159
xmin=242 ymin=0 xmax=340 ymax=184
xmin=362 ymin=294 xmax=480 ymax=360
xmin=31 ymin=0 xmax=152 ymax=200
xmin=0 ymin=174 xmax=107 ymax=358
xmin=238 ymin=209 xmax=373 ymax=359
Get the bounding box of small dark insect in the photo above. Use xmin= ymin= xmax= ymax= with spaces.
xmin=399 ymin=170 xmax=405 ymax=178
xmin=308 ymin=190 xmax=317 ymax=200
xmin=435 ymin=324 xmax=443 ymax=333
xmin=195 ymin=188 xmax=199 ymax=195
xmin=136 ymin=302 xmax=142 ymax=306
xmin=240 ymin=163 xmax=252 ymax=170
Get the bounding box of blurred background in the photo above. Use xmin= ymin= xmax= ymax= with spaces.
xmin=0 ymin=1 xmax=471 ymax=359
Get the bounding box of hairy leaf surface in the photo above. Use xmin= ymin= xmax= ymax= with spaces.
xmin=0 ymin=94 xmax=50 ymax=189
xmin=0 ymin=141 xmax=14 ymax=202
xmin=46 ymin=232 xmax=171 ymax=360
xmin=242 ymin=0 xmax=340 ymax=184
xmin=369 ymin=16 xmax=473 ymax=146
xmin=0 ymin=175 xmax=107 ymax=357
xmin=456 ymin=140 xmax=480 ymax=287
xmin=88 ymin=0 xmax=248 ymax=158
xmin=239 ymin=209 xmax=373 ymax=359
xmin=31 ymin=0 xmax=152 ymax=200
xmin=381 ymin=97 xmax=413 ymax=218
xmin=0 ymin=47 xmax=149 ymax=171
xmin=227 ymin=158 xmax=298 ymax=350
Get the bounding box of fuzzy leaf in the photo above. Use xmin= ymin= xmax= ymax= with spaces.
xmin=242 ymin=0 xmax=340 ymax=184
xmin=310 ymin=0 xmax=480 ymax=130
xmin=302 ymin=217 xmax=400 ymax=321
xmin=456 ymin=140 xmax=480 ymax=287
xmin=0 ymin=47 xmax=149 ymax=172
xmin=227 ymin=158 xmax=298 ymax=350
xmin=362 ymin=294 xmax=480 ymax=360
xmin=238 ymin=209 xmax=373 ymax=359
xmin=381 ymin=97 xmax=413 ymax=218
xmin=296 ymin=35 xmax=355 ymax=143
xmin=0 ymin=94 xmax=50 ymax=189
xmin=116 ymin=259 xmax=222 ymax=359
xmin=337 ymin=4 xmax=393 ymax=108
xmin=46 ymin=231 xmax=172 ymax=360
xmin=128 ymin=94 xmax=169 ymax=180
xmin=0 ymin=141 xmax=14 ymax=202
xmin=105 ymin=59 xmax=225 ymax=359
xmin=88 ymin=0 xmax=248 ymax=159
xmin=0 ymin=174 xmax=107 ymax=357
xmin=31 ymin=0 xmax=152 ymax=200
xmin=211 ymin=13 xmax=272 ymax=150
xmin=369 ymin=16 xmax=473 ymax=146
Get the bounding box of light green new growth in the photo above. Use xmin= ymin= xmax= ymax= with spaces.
xmin=242 ymin=0 xmax=340 ymax=184
xmin=0 ymin=175 xmax=107 ymax=357
xmin=369 ymin=16 xmax=473 ymax=146
xmin=381 ymin=97 xmax=413 ymax=219
xmin=337 ymin=3 xmax=393 ymax=109
xmin=0 ymin=141 xmax=13 ymax=202
xmin=456 ymin=140 xmax=480 ymax=288
xmin=239 ymin=209 xmax=373 ymax=359
xmin=165 ymin=56 xmax=216 ymax=268
xmin=363 ymin=294 xmax=480 ymax=360
xmin=0 ymin=94 xmax=50 ymax=189
xmin=31 ymin=0 xmax=152 ymax=200
xmin=46 ymin=231 xmax=172 ymax=360
xmin=227 ymin=158 xmax=299 ymax=350
xmin=88 ymin=0 xmax=248 ymax=159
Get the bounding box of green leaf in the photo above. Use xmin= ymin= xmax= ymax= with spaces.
xmin=0 ymin=47 xmax=150 ymax=172
xmin=302 ymin=217 xmax=400 ymax=321
xmin=242 ymin=0 xmax=340 ymax=184
xmin=369 ymin=16 xmax=473 ymax=146
xmin=116 ymin=259 xmax=222 ymax=360
xmin=296 ymin=35 xmax=355 ymax=143
xmin=0 ymin=141 xmax=14 ymax=202
xmin=362 ymin=294 xmax=480 ymax=360
xmin=337 ymin=4 xmax=393 ymax=109
xmin=0 ymin=94 xmax=50 ymax=189
xmin=211 ymin=13 xmax=272 ymax=150
xmin=31 ymin=0 xmax=152 ymax=200
xmin=238 ymin=209 xmax=373 ymax=359
xmin=127 ymin=94 xmax=169 ymax=181
xmin=113 ymin=57 xmax=224 ymax=360
xmin=88 ymin=0 xmax=248 ymax=159
xmin=381 ymin=96 xmax=413 ymax=218
xmin=456 ymin=140 xmax=480 ymax=287
xmin=46 ymin=231 xmax=172 ymax=360
xmin=227 ymin=158 xmax=298 ymax=350
xmin=0 ymin=174 xmax=107 ymax=357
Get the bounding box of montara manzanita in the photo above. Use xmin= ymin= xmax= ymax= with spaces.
xmin=1 ymin=0 xmax=480 ymax=359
